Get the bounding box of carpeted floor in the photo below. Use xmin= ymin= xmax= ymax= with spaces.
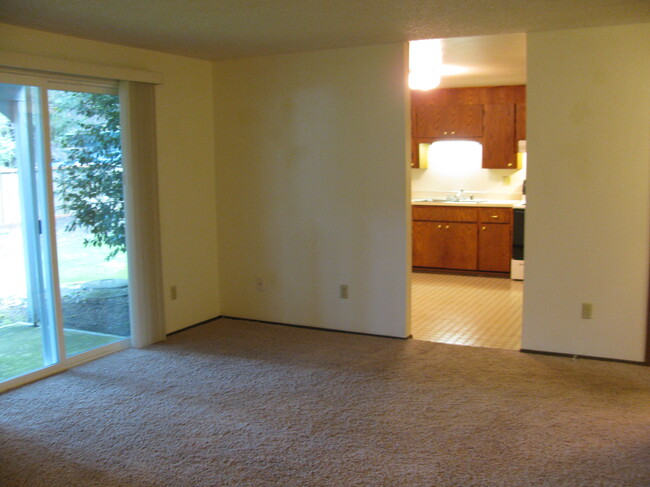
xmin=1 ymin=318 xmax=649 ymax=486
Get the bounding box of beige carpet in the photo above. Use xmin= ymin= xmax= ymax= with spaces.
xmin=1 ymin=318 xmax=649 ymax=486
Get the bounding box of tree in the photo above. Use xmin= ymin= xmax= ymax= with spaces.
xmin=50 ymin=91 xmax=125 ymax=260
xmin=0 ymin=113 xmax=15 ymax=168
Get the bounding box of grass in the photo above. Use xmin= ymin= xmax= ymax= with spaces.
xmin=1 ymin=218 xmax=129 ymax=382
xmin=0 ymin=216 xmax=128 ymax=293
xmin=0 ymin=323 xmax=123 ymax=382
xmin=54 ymin=217 xmax=128 ymax=285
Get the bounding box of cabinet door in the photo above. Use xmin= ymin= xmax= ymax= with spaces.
xmin=412 ymin=221 xmax=444 ymax=268
xmin=443 ymin=222 xmax=478 ymax=270
xmin=482 ymin=104 xmax=516 ymax=169
xmin=413 ymin=221 xmax=477 ymax=270
xmin=516 ymin=103 xmax=526 ymax=141
xmin=478 ymin=223 xmax=511 ymax=272
xmin=415 ymin=104 xmax=483 ymax=138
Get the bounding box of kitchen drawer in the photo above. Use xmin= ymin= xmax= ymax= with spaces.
xmin=478 ymin=207 xmax=512 ymax=223
xmin=412 ymin=205 xmax=478 ymax=222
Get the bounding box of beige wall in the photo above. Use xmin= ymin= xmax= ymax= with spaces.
xmin=4 ymin=21 xmax=648 ymax=361
xmin=213 ymin=44 xmax=411 ymax=337
xmin=0 ymin=24 xmax=221 ymax=333
xmin=523 ymin=23 xmax=650 ymax=361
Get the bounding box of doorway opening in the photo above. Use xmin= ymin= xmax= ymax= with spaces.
xmin=408 ymin=34 xmax=527 ymax=351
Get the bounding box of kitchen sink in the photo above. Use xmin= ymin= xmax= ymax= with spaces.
xmin=412 ymin=198 xmax=487 ymax=204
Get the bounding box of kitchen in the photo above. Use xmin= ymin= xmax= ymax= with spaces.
xmin=409 ymin=34 xmax=527 ymax=350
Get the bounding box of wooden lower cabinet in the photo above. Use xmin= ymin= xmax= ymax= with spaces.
xmin=445 ymin=222 xmax=479 ymax=270
xmin=413 ymin=221 xmax=477 ymax=271
xmin=478 ymin=223 xmax=511 ymax=272
xmin=413 ymin=205 xmax=512 ymax=274
xmin=413 ymin=222 xmax=442 ymax=268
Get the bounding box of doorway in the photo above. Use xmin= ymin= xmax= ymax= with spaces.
xmin=408 ymin=34 xmax=527 ymax=350
xmin=409 ymin=140 xmax=525 ymax=350
xmin=0 ymin=81 xmax=130 ymax=385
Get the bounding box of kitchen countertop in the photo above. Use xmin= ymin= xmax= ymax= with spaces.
xmin=412 ymin=199 xmax=525 ymax=208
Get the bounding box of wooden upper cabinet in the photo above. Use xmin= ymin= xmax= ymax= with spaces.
xmin=516 ymin=103 xmax=526 ymax=141
xmin=482 ymin=104 xmax=517 ymax=169
xmin=415 ymin=104 xmax=483 ymax=138
xmin=410 ymin=85 xmax=525 ymax=169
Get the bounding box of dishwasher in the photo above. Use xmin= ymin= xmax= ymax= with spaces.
xmin=511 ymin=207 xmax=525 ymax=280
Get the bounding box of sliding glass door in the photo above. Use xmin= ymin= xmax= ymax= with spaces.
xmin=48 ymin=89 xmax=130 ymax=358
xmin=0 ymin=83 xmax=58 ymax=380
xmin=0 ymin=81 xmax=130 ymax=385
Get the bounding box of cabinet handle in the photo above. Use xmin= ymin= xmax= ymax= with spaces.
xmin=451 ymin=131 xmax=455 ymax=135
xmin=445 ymin=225 xmax=450 ymax=230
xmin=507 ymin=163 xmax=513 ymax=167
xmin=481 ymin=226 xmax=486 ymax=230
xmin=490 ymin=215 xmax=499 ymax=219
xmin=437 ymin=224 xmax=443 ymax=229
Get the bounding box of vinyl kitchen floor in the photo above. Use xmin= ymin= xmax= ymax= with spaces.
xmin=411 ymin=272 xmax=523 ymax=350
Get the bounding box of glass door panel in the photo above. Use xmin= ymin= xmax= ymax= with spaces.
xmin=48 ymin=90 xmax=130 ymax=357
xmin=1 ymin=81 xmax=130 ymax=386
xmin=0 ymin=83 xmax=58 ymax=381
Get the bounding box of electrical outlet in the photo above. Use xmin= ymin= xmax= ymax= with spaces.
xmin=170 ymin=285 xmax=177 ymax=300
xmin=340 ymin=284 xmax=349 ymax=299
xmin=255 ymin=278 xmax=265 ymax=292
xmin=581 ymin=303 xmax=592 ymax=319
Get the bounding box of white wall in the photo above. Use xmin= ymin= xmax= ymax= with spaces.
xmin=213 ymin=44 xmax=411 ymax=337
xmin=0 ymin=24 xmax=221 ymax=333
xmin=523 ymin=23 xmax=650 ymax=361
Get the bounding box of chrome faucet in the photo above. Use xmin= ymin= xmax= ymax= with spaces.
xmin=451 ymin=189 xmax=465 ymax=201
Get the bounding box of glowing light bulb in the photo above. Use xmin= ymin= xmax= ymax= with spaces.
xmin=408 ymin=39 xmax=443 ymax=91
xmin=408 ymin=70 xmax=441 ymax=91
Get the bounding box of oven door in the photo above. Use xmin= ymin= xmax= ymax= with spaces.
xmin=511 ymin=208 xmax=525 ymax=280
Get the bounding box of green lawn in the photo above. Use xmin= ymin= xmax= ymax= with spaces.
xmin=54 ymin=217 xmax=128 ymax=286
xmin=1 ymin=218 xmax=129 ymax=382
xmin=0 ymin=323 xmax=123 ymax=381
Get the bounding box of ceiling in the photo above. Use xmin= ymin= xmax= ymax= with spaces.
xmin=438 ymin=33 xmax=526 ymax=87
xmin=0 ymin=0 xmax=648 ymax=63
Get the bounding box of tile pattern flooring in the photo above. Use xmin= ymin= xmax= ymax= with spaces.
xmin=411 ymin=272 xmax=523 ymax=350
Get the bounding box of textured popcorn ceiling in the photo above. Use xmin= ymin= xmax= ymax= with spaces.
xmin=0 ymin=0 xmax=648 ymax=61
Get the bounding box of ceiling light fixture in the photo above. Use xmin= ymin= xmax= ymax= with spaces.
xmin=408 ymin=39 xmax=442 ymax=91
